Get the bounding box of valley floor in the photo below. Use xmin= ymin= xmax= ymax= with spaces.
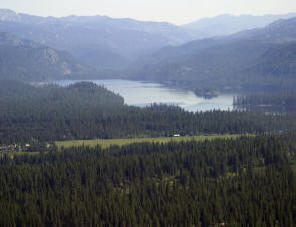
xmin=55 ymin=134 xmax=247 ymax=149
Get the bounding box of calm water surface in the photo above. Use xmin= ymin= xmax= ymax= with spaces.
xmin=56 ymin=79 xmax=234 ymax=112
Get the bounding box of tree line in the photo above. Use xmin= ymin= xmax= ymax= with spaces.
xmin=1 ymin=80 xmax=296 ymax=144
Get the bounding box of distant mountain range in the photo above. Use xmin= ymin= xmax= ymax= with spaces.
xmin=1 ymin=9 xmax=296 ymax=92
xmin=130 ymin=17 xmax=296 ymax=93
xmin=0 ymin=9 xmax=193 ymax=71
xmin=182 ymin=13 xmax=296 ymax=38
xmin=1 ymin=9 xmax=295 ymax=73
xmin=0 ymin=32 xmax=95 ymax=81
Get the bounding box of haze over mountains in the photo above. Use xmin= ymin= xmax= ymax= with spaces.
xmin=0 ymin=9 xmax=295 ymax=71
xmin=1 ymin=8 xmax=296 ymax=92
xmin=182 ymin=13 xmax=296 ymax=38
xmin=0 ymin=9 xmax=192 ymax=72
xmin=0 ymin=32 xmax=95 ymax=81
xmin=132 ymin=17 xmax=296 ymax=93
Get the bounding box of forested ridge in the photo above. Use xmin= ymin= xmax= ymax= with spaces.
xmin=0 ymin=133 xmax=295 ymax=226
xmin=1 ymin=81 xmax=296 ymax=144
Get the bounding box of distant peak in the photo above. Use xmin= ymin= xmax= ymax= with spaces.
xmin=216 ymin=14 xmax=233 ymax=17
xmin=268 ymin=16 xmax=296 ymax=27
xmin=0 ymin=9 xmax=19 ymax=16
xmin=0 ymin=9 xmax=15 ymax=13
xmin=0 ymin=9 xmax=21 ymax=22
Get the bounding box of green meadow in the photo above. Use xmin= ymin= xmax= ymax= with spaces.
xmin=55 ymin=134 xmax=246 ymax=149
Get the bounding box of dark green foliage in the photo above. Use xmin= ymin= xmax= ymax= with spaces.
xmin=1 ymin=81 xmax=296 ymax=144
xmin=0 ymin=133 xmax=295 ymax=225
xmin=234 ymin=91 xmax=296 ymax=112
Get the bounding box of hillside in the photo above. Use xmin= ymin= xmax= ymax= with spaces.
xmin=0 ymin=32 xmax=96 ymax=81
xmin=131 ymin=17 xmax=296 ymax=93
xmin=2 ymin=9 xmax=296 ymax=90
xmin=0 ymin=9 xmax=192 ymax=71
xmin=1 ymin=80 xmax=295 ymax=144
xmin=182 ymin=13 xmax=296 ymax=38
xmin=2 ymin=9 xmax=296 ymax=75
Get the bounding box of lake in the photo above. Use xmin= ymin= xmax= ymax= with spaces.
xmin=56 ymin=79 xmax=235 ymax=112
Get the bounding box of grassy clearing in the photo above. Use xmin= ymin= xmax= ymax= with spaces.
xmin=55 ymin=134 xmax=247 ymax=149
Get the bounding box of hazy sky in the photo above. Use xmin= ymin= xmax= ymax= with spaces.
xmin=1 ymin=0 xmax=296 ymax=25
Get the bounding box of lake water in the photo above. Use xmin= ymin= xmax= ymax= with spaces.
xmin=56 ymin=79 xmax=234 ymax=112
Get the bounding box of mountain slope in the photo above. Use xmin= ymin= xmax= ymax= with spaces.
xmin=0 ymin=9 xmax=192 ymax=71
xmin=0 ymin=32 xmax=96 ymax=81
xmin=131 ymin=17 xmax=296 ymax=93
xmin=182 ymin=13 xmax=296 ymax=38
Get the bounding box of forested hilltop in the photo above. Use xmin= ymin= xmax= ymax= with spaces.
xmin=0 ymin=132 xmax=295 ymax=226
xmin=1 ymin=81 xmax=296 ymax=144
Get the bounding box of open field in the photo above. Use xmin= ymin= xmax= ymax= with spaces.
xmin=55 ymin=134 xmax=248 ymax=149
